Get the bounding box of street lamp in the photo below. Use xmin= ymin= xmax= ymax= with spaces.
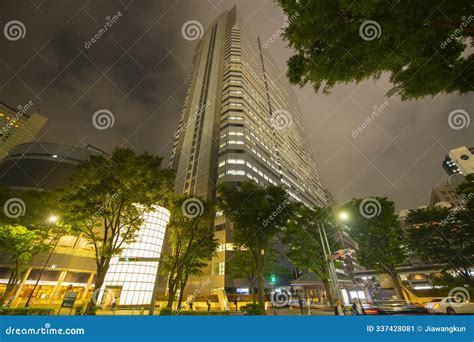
xmin=338 ymin=211 xmax=349 ymax=222
xmin=25 ymin=215 xmax=61 ymax=307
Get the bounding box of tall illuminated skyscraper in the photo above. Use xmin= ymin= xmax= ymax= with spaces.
xmin=0 ymin=101 xmax=47 ymax=159
xmin=170 ymin=7 xmax=327 ymax=294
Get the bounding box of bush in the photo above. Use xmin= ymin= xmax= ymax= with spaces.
xmin=178 ymin=310 xmax=231 ymax=316
xmin=240 ymin=304 xmax=263 ymax=315
xmin=0 ymin=307 xmax=55 ymax=315
xmin=75 ymin=306 xmax=84 ymax=315
xmin=159 ymin=308 xmax=174 ymax=315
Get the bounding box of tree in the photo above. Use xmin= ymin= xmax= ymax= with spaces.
xmin=406 ymin=176 xmax=474 ymax=286
xmin=277 ymin=0 xmax=474 ymax=100
xmin=341 ymin=197 xmax=406 ymax=298
xmin=227 ymin=247 xmax=287 ymax=304
xmin=218 ymin=181 xmax=293 ymax=314
xmin=0 ymin=189 xmax=63 ymax=306
xmin=160 ymin=196 xmax=218 ymax=310
xmin=60 ymin=148 xmax=174 ymax=314
xmin=282 ymin=204 xmax=336 ymax=307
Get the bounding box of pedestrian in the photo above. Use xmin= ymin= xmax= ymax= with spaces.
xmin=298 ymin=296 xmax=304 ymax=315
xmin=207 ymin=298 xmax=211 ymax=312
xmin=234 ymin=296 xmax=240 ymax=311
xmin=351 ymin=302 xmax=359 ymax=315
xmin=334 ymin=299 xmax=345 ymax=316
xmin=189 ymin=297 xmax=194 ymax=311
xmin=111 ymin=297 xmax=117 ymax=315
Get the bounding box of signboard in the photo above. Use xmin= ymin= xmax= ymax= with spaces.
xmin=61 ymin=291 xmax=78 ymax=308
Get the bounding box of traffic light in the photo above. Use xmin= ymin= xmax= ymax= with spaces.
xmin=270 ymin=274 xmax=276 ymax=284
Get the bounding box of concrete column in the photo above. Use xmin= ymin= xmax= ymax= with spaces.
xmin=11 ymin=267 xmax=32 ymax=308
xmin=81 ymin=272 xmax=95 ymax=300
xmin=49 ymin=270 xmax=67 ymax=303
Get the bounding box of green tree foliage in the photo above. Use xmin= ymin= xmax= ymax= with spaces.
xmin=341 ymin=197 xmax=406 ymax=298
xmin=218 ymin=181 xmax=292 ymax=314
xmin=60 ymin=148 xmax=174 ymax=314
xmin=282 ymin=204 xmax=336 ymax=306
xmin=277 ymin=0 xmax=474 ymax=100
xmin=227 ymin=247 xmax=287 ymax=304
xmin=406 ymin=175 xmax=474 ymax=286
xmin=0 ymin=188 xmax=63 ymax=306
xmin=161 ymin=196 xmax=218 ymax=310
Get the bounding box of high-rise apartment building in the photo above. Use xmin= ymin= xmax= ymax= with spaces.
xmin=442 ymin=146 xmax=474 ymax=176
xmin=170 ymin=7 xmax=326 ymax=294
xmin=0 ymin=101 xmax=47 ymax=159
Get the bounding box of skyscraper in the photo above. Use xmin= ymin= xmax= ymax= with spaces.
xmin=442 ymin=146 xmax=474 ymax=176
xmin=170 ymin=7 xmax=327 ymax=294
xmin=0 ymin=101 xmax=47 ymax=159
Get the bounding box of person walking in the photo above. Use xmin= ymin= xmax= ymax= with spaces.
xmin=334 ymin=299 xmax=345 ymax=316
xmin=298 ymin=296 xmax=304 ymax=315
xmin=207 ymin=298 xmax=212 ymax=312
xmin=234 ymin=296 xmax=240 ymax=311
xmin=188 ymin=297 xmax=194 ymax=311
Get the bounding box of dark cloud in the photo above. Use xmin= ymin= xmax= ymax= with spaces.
xmin=1 ymin=0 xmax=473 ymax=210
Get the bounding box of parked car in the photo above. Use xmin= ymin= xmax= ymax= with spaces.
xmin=424 ymin=297 xmax=474 ymax=315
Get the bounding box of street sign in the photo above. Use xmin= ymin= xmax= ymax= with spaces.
xmin=61 ymin=291 xmax=78 ymax=308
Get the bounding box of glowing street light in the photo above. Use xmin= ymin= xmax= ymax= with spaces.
xmin=338 ymin=211 xmax=349 ymax=222
xmin=48 ymin=215 xmax=58 ymax=223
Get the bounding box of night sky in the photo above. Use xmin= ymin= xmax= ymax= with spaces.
xmin=1 ymin=0 xmax=473 ymax=211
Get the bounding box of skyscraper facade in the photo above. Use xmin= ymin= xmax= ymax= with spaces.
xmin=0 ymin=101 xmax=48 ymax=159
xmin=170 ymin=7 xmax=326 ymax=294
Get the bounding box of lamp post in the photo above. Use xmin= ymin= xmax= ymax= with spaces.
xmin=317 ymin=222 xmax=344 ymax=304
xmin=25 ymin=215 xmax=60 ymax=308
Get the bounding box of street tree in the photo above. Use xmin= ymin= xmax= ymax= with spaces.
xmin=60 ymin=148 xmax=174 ymax=314
xmin=0 ymin=189 xmax=63 ymax=306
xmin=160 ymin=196 xmax=218 ymax=310
xmin=277 ymin=0 xmax=474 ymax=100
xmin=282 ymin=204 xmax=336 ymax=307
xmin=218 ymin=181 xmax=293 ymax=314
xmin=341 ymin=197 xmax=407 ymax=298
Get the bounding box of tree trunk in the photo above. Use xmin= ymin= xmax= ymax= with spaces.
xmin=166 ymin=275 xmax=178 ymax=309
xmin=389 ymin=273 xmax=403 ymax=300
xmin=84 ymin=259 xmax=110 ymax=315
xmin=322 ymin=279 xmax=334 ymax=307
xmin=255 ymin=255 xmax=266 ymax=315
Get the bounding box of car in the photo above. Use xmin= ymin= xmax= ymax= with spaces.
xmin=362 ymin=300 xmax=430 ymax=315
xmin=424 ymin=297 xmax=474 ymax=315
